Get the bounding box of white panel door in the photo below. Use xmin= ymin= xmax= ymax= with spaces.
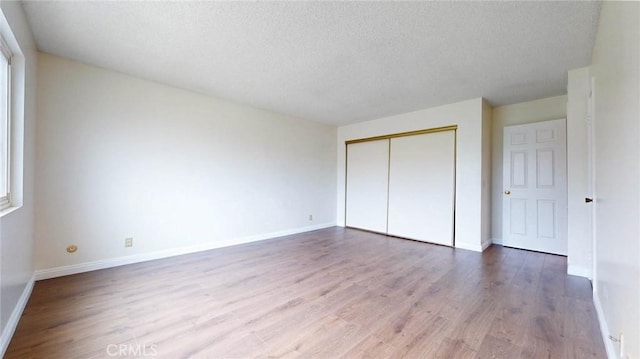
xmin=387 ymin=131 xmax=456 ymax=245
xmin=345 ymin=139 xmax=390 ymax=233
xmin=503 ymin=119 xmax=567 ymax=255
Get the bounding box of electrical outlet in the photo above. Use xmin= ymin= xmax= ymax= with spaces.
xmin=125 ymin=237 xmax=133 ymax=248
xmin=609 ymin=332 xmax=625 ymax=358
xmin=308 ymin=214 xmax=313 ymax=221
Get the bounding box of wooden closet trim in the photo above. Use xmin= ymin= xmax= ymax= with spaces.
xmin=344 ymin=125 xmax=458 ymax=145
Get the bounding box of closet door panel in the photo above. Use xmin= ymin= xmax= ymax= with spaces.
xmin=387 ymin=131 xmax=455 ymax=245
xmin=345 ymin=139 xmax=389 ymax=233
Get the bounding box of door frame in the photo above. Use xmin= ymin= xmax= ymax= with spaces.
xmin=587 ymin=76 xmax=597 ymax=284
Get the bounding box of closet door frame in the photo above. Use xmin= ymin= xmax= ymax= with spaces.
xmin=344 ymin=139 xmax=390 ymax=234
xmin=344 ymin=125 xmax=458 ymax=245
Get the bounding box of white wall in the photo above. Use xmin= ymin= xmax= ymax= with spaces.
xmin=481 ymin=100 xmax=492 ymax=246
xmin=35 ymin=53 xmax=337 ymax=274
xmin=490 ymin=95 xmax=567 ymax=244
xmin=590 ymin=2 xmax=639 ymax=358
xmin=566 ymin=67 xmax=591 ymax=278
xmin=0 ymin=0 xmax=37 ymax=353
xmin=337 ymin=98 xmax=491 ymax=251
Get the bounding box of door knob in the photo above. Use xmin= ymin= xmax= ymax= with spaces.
xmin=504 ymin=190 xmax=511 ymax=195
xmin=585 ymin=197 xmax=593 ymax=203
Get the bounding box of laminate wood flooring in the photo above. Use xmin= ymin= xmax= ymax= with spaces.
xmin=6 ymin=227 xmax=606 ymax=358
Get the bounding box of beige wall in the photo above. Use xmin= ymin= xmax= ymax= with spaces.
xmin=35 ymin=54 xmax=337 ymax=276
xmin=0 ymin=1 xmax=37 ymax=354
xmin=589 ymin=2 xmax=639 ymax=358
xmin=490 ymin=95 xmax=567 ymax=243
xmin=566 ymin=67 xmax=591 ymax=278
xmin=481 ymin=100 xmax=492 ymax=247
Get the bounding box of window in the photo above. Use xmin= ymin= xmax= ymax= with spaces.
xmin=0 ymin=35 xmax=11 ymax=210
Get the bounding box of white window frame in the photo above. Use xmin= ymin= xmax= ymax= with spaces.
xmin=0 ymin=34 xmax=11 ymax=211
xmin=0 ymin=8 xmax=23 ymax=218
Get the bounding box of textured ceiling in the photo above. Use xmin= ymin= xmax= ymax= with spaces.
xmin=22 ymin=1 xmax=600 ymax=126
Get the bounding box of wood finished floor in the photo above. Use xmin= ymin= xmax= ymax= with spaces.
xmin=7 ymin=227 xmax=606 ymax=359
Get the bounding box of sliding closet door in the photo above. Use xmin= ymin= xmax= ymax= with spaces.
xmin=345 ymin=139 xmax=389 ymax=233
xmin=387 ymin=130 xmax=455 ymax=245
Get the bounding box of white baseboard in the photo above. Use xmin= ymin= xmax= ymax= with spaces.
xmin=593 ymin=290 xmax=616 ymax=359
xmin=567 ymin=264 xmax=590 ymax=278
xmin=481 ymin=238 xmax=492 ymax=251
xmin=454 ymin=239 xmax=493 ymax=252
xmin=491 ymin=237 xmax=503 ymax=245
xmin=455 ymin=242 xmax=484 ymax=252
xmin=0 ymin=274 xmax=35 ymax=357
xmin=35 ymin=222 xmax=335 ymax=281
